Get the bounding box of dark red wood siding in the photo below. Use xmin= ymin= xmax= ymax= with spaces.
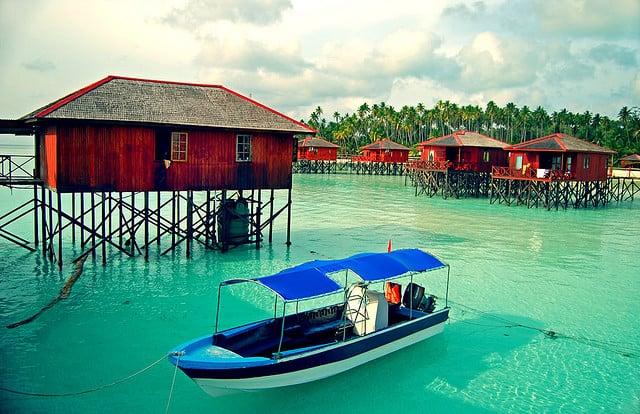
xmin=362 ymin=149 xmax=408 ymax=163
xmin=420 ymin=145 xmax=507 ymax=172
xmin=39 ymin=124 xmax=294 ymax=192
xmin=297 ymin=147 xmax=337 ymax=161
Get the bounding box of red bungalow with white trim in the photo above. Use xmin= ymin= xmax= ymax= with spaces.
xmin=357 ymin=139 xmax=410 ymax=163
xmin=416 ymin=130 xmax=508 ymax=172
xmin=503 ymin=133 xmax=615 ymax=181
xmin=297 ymin=136 xmax=340 ymax=161
xmin=14 ymin=76 xmax=315 ymax=193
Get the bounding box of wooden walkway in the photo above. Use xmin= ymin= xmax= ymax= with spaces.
xmin=406 ymin=164 xmax=639 ymax=209
xmin=293 ymin=159 xmax=406 ymax=175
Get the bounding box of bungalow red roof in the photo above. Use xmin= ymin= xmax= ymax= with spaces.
xmin=7 ymin=75 xmax=315 ymax=192
xmin=297 ymin=136 xmax=340 ymax=161
xmin=358 ymin=139 xmax=410 ymax=163
xmin=416 ymin=130 xmax=508 ymax=172
xmin=620 ymin=154 xmax=640 ymax=167
xmin=504 ymin=133 xmax=615 ymax=181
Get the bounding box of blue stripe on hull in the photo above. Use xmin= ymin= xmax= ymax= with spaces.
xmin=181 ymin=309 xmax=448 ymax=381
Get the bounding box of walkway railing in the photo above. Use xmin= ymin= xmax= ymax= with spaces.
xmin=0 ymin=155 xmax=38 ymax=183
xmin=491 ymin=166 xmax=575 ymax=181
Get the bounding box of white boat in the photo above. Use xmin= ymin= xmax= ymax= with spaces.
xmin=168 ymin=248 xmax=450 ymax=396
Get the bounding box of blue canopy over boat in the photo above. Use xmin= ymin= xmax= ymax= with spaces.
xmin=221 ymin=249 xmax=447 ymax=301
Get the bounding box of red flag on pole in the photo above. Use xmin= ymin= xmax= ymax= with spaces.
xmin=387 ymin=239 xmax=392 ymax=252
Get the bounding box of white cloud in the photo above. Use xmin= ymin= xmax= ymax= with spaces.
xmin=0 ymin=0 xmax=638 ymax=122
xmin=532 ymin=0 xmax=640 ymax=37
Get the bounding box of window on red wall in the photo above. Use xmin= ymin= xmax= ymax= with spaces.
xmin=236 ymin=134 xmax=252 ymax=162
xmin=171 ymin=132 xmax=188 ymax=162
xmin=515 ymin=155 xmax=523 ymax=170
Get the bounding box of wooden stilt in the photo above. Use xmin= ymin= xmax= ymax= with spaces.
xmin=57 ymin=192 xmax=63 ymax=270
xmin=268 ymin=189 xmax=274 ymax=243
xmin=286 ymin=187 xmax=292 ymax=246
xmin=186 ymin=190 xmax=193 ymax=258
xmin=256 ymin=189 xmax=261 ymax=249
xmin=91 ymin=192 xmax=96 ymax=259
xmin=101 ymin=192 xmax=107 ymax=265
xmin=33 ymin=184 xmax=39 ymax=245
xmin=144 ymin=191 xmax=149 ymax=261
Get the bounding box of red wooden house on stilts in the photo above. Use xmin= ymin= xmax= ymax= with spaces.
xmin=490 ymin=133 xmax=616 ymax=209
xmin=357 ymin=139 xmax=410 ymax=163
xmin=297 ymin=136 xmax=340 ymax=161
xmin=415 ymin=130 xmax=508 ymax=172
xmin=1 ymin=75 xmax=315 ymax=266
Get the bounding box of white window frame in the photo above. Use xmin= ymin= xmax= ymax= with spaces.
xmin=236 ymin=134 xmax=252 ymax=162
xmin=171 ymin=132 xmax=188 ymax=162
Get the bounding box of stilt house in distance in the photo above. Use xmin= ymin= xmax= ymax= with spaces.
xmin=297 ymin=136 xmax=340 ymax=161
xmin=14 ymin=75 xmax=315 ymax=193
xmin=503 ymin=133 xmax=615 ymax=181
xmin=415 ymin=130 xmax=508 ymax=172
xmin=356 ymin=139 xmax=410 ymax=163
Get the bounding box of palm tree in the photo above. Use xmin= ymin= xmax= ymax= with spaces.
xmin=618 ymin=106 xmax=631 ymax=144
xmin=502 ymin=102 xmax=518 ymax=143
xmin=485 ymin=101 xmax=499 ymax=137
xmin=517 ymin=105 xmax=531 ymax=142
xmin=532 ymin=106 xmax=549 ymax=138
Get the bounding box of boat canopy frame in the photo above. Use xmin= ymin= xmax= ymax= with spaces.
xmin=214 ymin=249 xmax=449 ymax=339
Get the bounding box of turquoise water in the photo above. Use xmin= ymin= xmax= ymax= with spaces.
xmin=1 ymin=162 xmax=639 ymax=413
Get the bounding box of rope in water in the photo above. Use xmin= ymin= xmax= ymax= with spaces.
xmin=165 ymin=351 xmax=184 ymax=414
xmin=0 ymin=352 xmax=179 ymax=397
xmin=448 ymin=300 xmax=640 ymax=358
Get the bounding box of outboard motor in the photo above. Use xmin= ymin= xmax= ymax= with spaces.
xmin=402 ymin=283 xmax=436 ymax=313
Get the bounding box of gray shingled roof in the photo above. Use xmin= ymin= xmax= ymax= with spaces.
xmin=417 ymin=130 xmax=508 ymax=148
xmin=20 ymin=76 xmax=314 ymax=134
xmin=361 ymin=139 xmax=410 ymax=151
xmin=298 ymin=136 xmax=340 ymax=148
xmin=505 ymin=133 xmax=615 ymax=154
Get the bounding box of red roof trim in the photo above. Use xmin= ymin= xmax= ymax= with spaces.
xmin=34 ymin=76 xmax=115 ymax=117
xmin=34 ymin=75 xmax=317 ymax=132
xmin=218 ymin=84 xmax=316 ymax=133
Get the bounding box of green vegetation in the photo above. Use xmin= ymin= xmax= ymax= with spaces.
xmin=304 ymin=102 xmax=640 ymax=162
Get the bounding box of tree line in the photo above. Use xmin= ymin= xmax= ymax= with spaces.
xmin=304 ymin=101 xmax=640 ymax=161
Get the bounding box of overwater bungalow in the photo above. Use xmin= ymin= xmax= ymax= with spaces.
xmin=0 ymin=75 xmax=315 ymax=264
xmin=415 ymin=130 xmax=508 ymax=173
xmin=10 ymin=75 xmax=314 ymax=193
xmin=496 ymin=133 xmax=615 ymax=181
xmin=297 ymin=136 xmax=340 ymax=161
xmin=356 ymin=139 xmax=410 ymax=163
xmin=620 ymin=154 xmax=640 ymax=168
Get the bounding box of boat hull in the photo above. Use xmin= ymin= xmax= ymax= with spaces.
xmin=175 ymin=308 xmax=448 ymax=396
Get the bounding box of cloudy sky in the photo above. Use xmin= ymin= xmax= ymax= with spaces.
xmin=1 ymin=0 xmax=639 ymax=127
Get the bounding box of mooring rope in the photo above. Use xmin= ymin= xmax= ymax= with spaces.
xmin=0 ymin=353 xmax=174 ymax=397
xmin=165 ymin=351 xmax=184 ymax=414
xmin=448 ymin=300 xmax=640 ymax=358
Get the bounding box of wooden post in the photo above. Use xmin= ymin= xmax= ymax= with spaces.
xmin=57 ymin=192 xmax=63 ymax=270
xmin=268 ymin=189 xmax=274 ymax=243
xmin=47 ymin=190 xmax=53 ymax=261
xmin=102 ymin=192 xmax=107 ymax=265
xmin=71 ymin=192 xmax=76 ymax=244
xmin=144 ymin=191 xmax=149 ymax=261
xmin=205 ymin=190 xmax=211 ymax=246
xmin=130 ymin=192 xmax=135 ymax=255
xmin=33 ymin=184 xmax=39 ymax=245
xmin=286 ymin=187 xmax=292 ymax=246
xmin=256 ymin=189 xmax=261 ymax=249
xmin=118 ymin=192 xmax=124 ymax=246
xmin=91 ymin=192 xmax=96 ymax=259
xmin=186 ymin=190 xmax=193 ymax=258
xmin=170 ymin=191 xmax=176 ymax=247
